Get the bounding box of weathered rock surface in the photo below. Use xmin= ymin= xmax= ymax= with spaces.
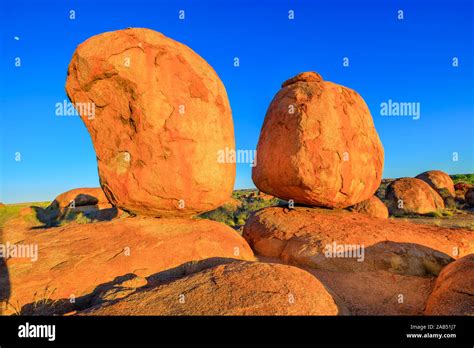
xmin=385 ymin=178 xmax=445 ymax=215
xmin=252 ymin=71 xmax=384 ymax=208
xmin=1 ymin=217 xmax=254 ymax=314
xmin=243 ymin=207 xmax=473 ymax=276
xmin=425 ymin=254 xmax=474 ymax=315
xmin=349 ymin=195 xmax=388 ymax=218
xmin=80 ymin=262 xmax=340 ymax=315
xmin=66 ymin=28 xmax=235 ymax=217
xmin=311 ymin=269 xmax=435 ymax=315
xmin=49 ymin=187 xmax=109 ymax=210
xmin=415 ymin=170 xmax=455 ymax=197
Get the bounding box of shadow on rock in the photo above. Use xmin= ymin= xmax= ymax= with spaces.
xmin=0 ymin=257 xmax=11 ymax=315
xmin=15 ymin=257 xmax=240 ymax=316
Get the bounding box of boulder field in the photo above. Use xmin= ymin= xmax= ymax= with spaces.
xmin=243 ymin=206 xmax=473 ymax=315
xmin=3 ymin=28 xmax=471 ymax=316
xmin=66 ymin=28 xmax=235 ymax=217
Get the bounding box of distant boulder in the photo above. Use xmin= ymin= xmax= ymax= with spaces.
xmin=415 ymin=170 xmax=455 ymax=208
xmin=49 ymin=187 xmax=109 ymax=210
xmin=385 ymin=178 xmax=444 ymax=215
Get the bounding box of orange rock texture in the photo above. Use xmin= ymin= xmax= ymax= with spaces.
xmin=385 ymin=178 xmax=445 ymax=215
xmin=80 ymin=262 xmax=340 ymax=315
xmin=66 ymin=28 xmax=235 ymax=217
xmin=416 ymin=170 xmax=455 ymax=196
xmin=252 ymin=72 xmax=384 ymax=208
xmin=349 ymin=195 xmax=388 ymax=219
xmin=425 ymin=254 xmax=474 ymax=315
xmin=243 ymin=206 xmax=473 ymax=275
xmin=1 ymin=217 xmax=254 ymax=314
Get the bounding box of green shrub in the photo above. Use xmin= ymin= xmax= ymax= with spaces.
xmin=450 ymin=174 xmax=474 ymax=185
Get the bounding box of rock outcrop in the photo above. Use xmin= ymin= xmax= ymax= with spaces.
xmin=1 ymin=217 xmax=254 ymax=314
xmin=80 ymin=262 xmax=340 ymax=315
xmin=66 ymin=28 xmax=235 ymax=217
xmin=425 ymin=254 xmax=474 ymax=315
xmin=252 ymin=72 xmax=383 ymax=209
xmin=243 ymin=206 xmax=473 ymax=275
xmin=349 ymin=196 xmax=388 ymax=219
xmin=385 ymin=178 xmax=444 ymax=215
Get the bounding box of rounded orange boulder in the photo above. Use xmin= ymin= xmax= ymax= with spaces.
xmin=385 ymin=178 xmax=444 ymax=215
xmin=415 ymin=170 xmax=455 ymax=197
xmin=66 ymin=28 xmax=235 ymax=217
xmin=349 ymin=195 xmax=388 ymax=218
xmin=425 ymin=254 xmax=474 ymax=315
xmin=252 ymin=72 xmax=384 ymax=208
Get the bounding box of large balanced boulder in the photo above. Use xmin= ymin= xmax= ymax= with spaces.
xmin=80 ymin=262 xmax=340 ymax=315
xmin=385 ymin=178 xmax=444 ymax=215
xmin=66 ymin=28 xmax=235 ymax=217
xmin=243 ymin=206 xmax=473 ymax=276
xmin=425 ymin=254 xmax=474 ymax=315
xmin=1 ymin=217 xmax=254 ymax=314
xmin=349 ymin=195 xmax=388 ymax=218
xmin=252 ymin=72 xmax=384 ymax=208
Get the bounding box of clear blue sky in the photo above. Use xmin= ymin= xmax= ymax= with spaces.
xmin=0 ymin=0 xmax=473 ymax=203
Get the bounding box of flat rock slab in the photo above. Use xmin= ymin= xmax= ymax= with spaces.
xmin=80 ymin=261 xmax=340 ymax=315
xmin=243 ymin=206 xmax=473 ymax=276
xmin=1 ymin=217 xmax=254 ymax=314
